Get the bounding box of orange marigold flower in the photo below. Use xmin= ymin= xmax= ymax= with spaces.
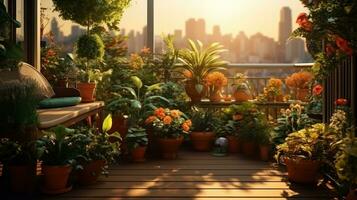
xmin=163 ymin=116 xmax=173 ymax=125
xmin=145 ymin=115 xmax=157 ymax=125
xmin=182 ymin=123 xmax=190 ymax=132
xmin=170 ymin=110 xmax=181 ymax=118
xmin=185 ymin=119 xmax=192 ymax=127
xmin=204 ymin=72 xmax=228 ymax=88
xmin=154 ymin=107 xmax=166 ymax=119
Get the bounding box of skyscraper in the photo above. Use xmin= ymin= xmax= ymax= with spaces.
xmin=278 ymin=7 xmax=292 ymax=62
xmin=185 ymin=18 xmax=206 ymax=41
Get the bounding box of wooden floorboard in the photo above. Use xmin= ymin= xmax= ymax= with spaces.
xmin=45 ymin=150 xmax=336 ymax=200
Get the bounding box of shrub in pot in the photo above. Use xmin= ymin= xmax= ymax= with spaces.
xmin=36 ymin=126 xmax=86 ymax=194
xmin=145 ymin=108 xmax=192 ymax=159
xmin=214 ymin=120 xmax=240 ymax=153
xmin=174 ymin=40 xmax=227 ymax=103
xmin=0 ymin=139 xmax=40 ymax=193
xmin=189 ymin=109 xmax=216 ymax=151
xmin=126 ymin=126 xmax=148 ymax=162
xmin=204 ymin=72 xmax=228 ymax=102
xmin=285 ymin=71 xmax=313 ymax=101
xmin=256 ymin=127 xmax=272 ymax=162
xmin=275 ymin=123 xmax=326 ymax=184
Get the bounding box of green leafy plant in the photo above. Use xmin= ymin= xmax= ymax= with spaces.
xmin=190 ymin=108 xmax=216 ymax=132
xmin=232 ymin=73 xmax=251 ymax=91
xmin=0 ymin=139 xmax=41 ymax=165
xmin=0 ymin=1 xmax=22 ymax=70
xmin=125 ymin=126 xmax=148 ymax=150
xmin=275 ymin=123 xmax=326 ymax=161
xmin=175 ymin=39 xmax=227 ymax=92
xmin=271 ymin=103 xmax=315 ymax=146
xmin=214 ymin=120 xmax=237 ymax=138
xmin=77 ymin=34 xmax=105 ymax=60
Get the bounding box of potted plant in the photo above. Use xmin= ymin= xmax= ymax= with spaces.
xmin=275 ymin=123 xmax=326 ymax=183
xmin=175 ymin=40 xmax=227 ymax=103
xmin=204 ymin=72 xmax=228 ymax=102
xmin=0 ymin=139 xmax=40 ymax=193
xmin=306 ymin=84 xmax=323 ymax=118
xmin=232 ymin=73 xmax=252 ymax=102
xmin=145 ymin=108 xmax=192 ymax=159
xmin=271 ymin=103 xmax=315 ymax=147
xmin=126 ymin=126 xmax=148 ymax=162
xmin=36 ymin=126 xmax=85 ymax=194
xmin=189 ymin=109 xmax=216 ymax=151
xmin=76 ymin=115 xmax=121 ymax=185
xmin=214 ymin=120 xmax=240 ymax=153
xmin=261 ymin=78 xmax=284 ymax=102
xmin=285 ymin=71 xmax=313 ymax=101
xmin=256 ymin=127 xmax=272 ymax=162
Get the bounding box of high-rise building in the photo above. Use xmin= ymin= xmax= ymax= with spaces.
xmin=286 ymin=38 xmax=306 ymax=62
xmin=185 ymin=18 xmax=206 ymax=41
xmin=278 ymin=7 xmax=292 ymax=62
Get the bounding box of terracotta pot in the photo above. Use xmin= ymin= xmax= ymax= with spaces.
xmin=284 ymin=158 xmax=320 ymax=183
xmin=77 ymin=160 xmax=105 ymax=185
xmin=77 ymin=82 xmax=96 ymax=102
xmin=8 ymin=164 xmax=36 ymax=193
xmin=227 ymin=136 xmax=240 ymax=153
xmin=209 ymin=89 xmax=222 ymax=102
xmin=109 ymin=115 xmax=128 ymax=138
xmin=259 ymin=145 xmax=270 ymax=161
xmin=42 ymin=165 xmax=72 ymax=194
xmin=296 ymin=88 xmax=309 ymax=102
xmin=185 ymin=80 xmax=206 ymax=103
xmin=157 ymin=136 xmax=184 ymax=159
xmin=190 ymin=132 xmax=215 ymax=151
xmin=242 ymin=141 xmax=257 ymax=157
xmin=131 ymin=146 xmax=147 ymax=162
xmin=57 ymin=79 xmax=68 ymax=88
xmin=233 ymin=90 xmax=252 ymax=102
xmin=346 ymin=189 xmax=357 ymax=200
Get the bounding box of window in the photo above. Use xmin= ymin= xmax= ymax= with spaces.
xmin=15 ymin=0 xmax=24 ymax=44
xmin=154 ymin=0 xmax=312 ymax=63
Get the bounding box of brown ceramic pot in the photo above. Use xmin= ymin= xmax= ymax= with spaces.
xmin=190 ymin=132 xmax=215 ymax=151
xmin=131 ymin=146 xmax=147 ymax=162
xmin=296 ymin=88 xmax=309 ymax=102
xmin=242 ymin=141 xmax=257 ymax=157
xmin=77 ymin=82 xmax=96 ymax=102
xmin=259 ymin=145 xmax=270 ymax=161
xmin=157 ymin=136 xmax=184 ymax=159
xmin=42 ymin=165 xmax=72 ymax=194
xmin=208 ymin=89 xmax=222 ymax=102
xmin=233 ymin=89 xmax=252 ymax=102
xmin=227 ymin=135 xmax=240 ymax=153
xmin=185 ymin=80 xmax=206 ymax=103
xmin=57 ymin=79 xmax=68 ymax=88
xmin=284 ymin=158 xmax=320 ymax=183
xmin=77 ymin=160 xmax=105 ymax=185
xmin=8 ymin=164 xmax=36 ymax=193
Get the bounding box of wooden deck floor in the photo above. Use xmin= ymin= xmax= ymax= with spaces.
xmin=50 ymin=151 xmax=335 ymax=200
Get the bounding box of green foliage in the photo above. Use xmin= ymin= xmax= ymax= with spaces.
xmin=77 ymin=34 xmax=105 ymax=60
xmin=214 ymin=120 xmax=237 ymax=138
xmin=0 ymin=1 xmax=22 ymax=70
xmin=271 ymin=104 xmax=315 ymax=146
xmin=189 ymin=108 xmax=217 ymax=132
xmin=52 ymin=0 xmax=131 ymax=30
xmin=0 ymin=138 xmax=41 ymax=165
xmin=275 ymin=123 xmax=326 ymax=161
xmin=175 ymin=39 xmax=227 ymax=86
xmin=126 ymin=126 xmax=148 ymax=150
xmin=0 ymin=79 xmax=40 ymax=132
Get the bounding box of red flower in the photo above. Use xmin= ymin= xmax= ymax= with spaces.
xmin=46 ymin=49 xmax=56 ymax=57
xmin=335 ymin=98 xmax=348 ymax=106
xmin=335 ymin=36 xmax=353 ymax=56
xmin=312 ymin=84 xmax=323 ymax=96
xmin=325 ymin=44 xmax=335 ymax=56
xmin=296 ymin=13 xmax=313 ymax=32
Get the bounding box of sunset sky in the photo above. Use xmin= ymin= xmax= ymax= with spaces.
xmin=43 ymin=0 xmax=307 ymax=40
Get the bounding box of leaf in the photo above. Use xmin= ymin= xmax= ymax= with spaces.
xmin=130 ymin=76 xmax=143 ymax=89
xmin=130 ymin=100 xmax=142 ymax=109
xmin=102 ymin=114 xmax=113 ymax=133
xmin=195 ymin=84 xmax=203 ymax=93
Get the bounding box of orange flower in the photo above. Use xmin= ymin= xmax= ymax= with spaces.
xmin=163 ymin=116 xmax=173 ymax=125
xmin=335 ymin=36 xmax=353 ymax=56
xmin=268 ymin=78 xmax=283 ymax=88
xmin=204 ymin=72 xmax=228 ymax=87
xmin=154 ymin=107 xmax=166 ymax=119
xmin=170 ymin=110 xmax=181 ymax=118
xmin=183 ymin=70 xmax=192 ymax=78
xmin=296 ymin=13 xmax=313 ymax=32
xmin=312 ymin=84 xmax=323 ymax=96
xmin=285 ymin=72 xmax=313 ymax=89
xmin=182 ymin=123 xmax=190 ymax=132
xmin=185 ymin=119 xmax=192 ymax=127
xmin=145 ymin=115 xmax=157 ymax=125
xmin=46 ymin=49 xmax=56 ymax=57
xmin=232 ymin=114 xmax=243 ymax=121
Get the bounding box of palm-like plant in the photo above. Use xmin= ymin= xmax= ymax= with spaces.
xmin=176 ymin=40 xmax=227 ymax=84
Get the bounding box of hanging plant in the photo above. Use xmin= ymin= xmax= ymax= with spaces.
xmin=292 ymin=0 xmax=357 ymax=80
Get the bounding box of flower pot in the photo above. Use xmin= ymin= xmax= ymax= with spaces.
xmin=284 ymin=158 xmax=320 ymax=183
xmin=227 ymin=136 xmax=240 ymax=153
xmin=259 ymin=145 xmax=270 ymax=161
xmin=109 ymin=115 xmax=128 ymax=139
xmin=190 ymin=132 xmax=215 ymax=151
xmin=346 ymin=189 xmax=357 ymax=200
xmin=77 ymin=82 xmax=96 ymax=103
xmin=157 ymin=136 xmax=184 ymax=159
xmin=42 ymin=165 xmax=72 ymax=194
xmin=209 ymin=89 xmax=222 ymax=102
xmin=185 ymin=80 xmax=206 ymax=103
xmin=131 ymin=146 xmax=147 ymax=162
xmin=233 ymin=90 xmax=252 ymax=102
xmin=8 ymin=164 xmax=36 ymax=193
xmin=77 ymin=160 xmax=105 ymax=185
xmin=242 ymin=141 xmax=257 ymax=157
xmin=296 ymin=88 xmax=309 ymax=102
xmin=57 ymin=79 xmax=68 ymax=88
